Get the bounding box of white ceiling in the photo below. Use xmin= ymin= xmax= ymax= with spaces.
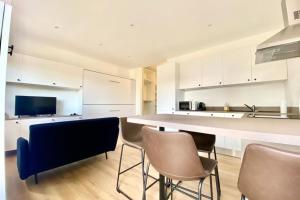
xmin=10 ymin=0 xmax=284 ymax=68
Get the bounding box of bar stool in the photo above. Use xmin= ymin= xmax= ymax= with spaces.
xmin=238 ymin=144 xmax=300 ymax=200
xmin=116 ymin=118 xmax=158 ymax=200
xmin=180 ymin=131 xmax=221 ymax=199
xmin=142 ymin=127 xmax=218 ymax=200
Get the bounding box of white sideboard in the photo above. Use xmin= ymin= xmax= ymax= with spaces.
xmin=5 ymin=116 xmax=83 ymax=151
xmin=6 ymin=53 xmax=83 ymax=90
xmin=82 ymin=105 xmax=135 ymax=119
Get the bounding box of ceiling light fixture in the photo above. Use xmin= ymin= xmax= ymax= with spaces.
xmin=98 ymin=43 xmax=103 ymax=46
xmin=208 ymin=24 xmax=213 ymax=27
xmin=54 ymin=25 xmax=60 ymax=29
xmin=130 ymin=24 xmax=134 ymax=27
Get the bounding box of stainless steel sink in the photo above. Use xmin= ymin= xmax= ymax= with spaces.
xmin=246 ymin=113 xmax=300 ymax=119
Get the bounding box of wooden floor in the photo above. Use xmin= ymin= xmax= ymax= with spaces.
xmin=5 ymin=145 xmax=242 ymax=200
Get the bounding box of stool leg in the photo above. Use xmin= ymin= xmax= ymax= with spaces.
xmin=208 ymin=153 xmax=213 ymax=199
xmin=214 ymin=147 xmax=221 ymax=198
xmin=116 ymin=144 xmax=125 ymax=192
xmin=141 ymin=149 xmax=146 ymax=200
xmin=198 ymin=178 xmax=205 ymax=200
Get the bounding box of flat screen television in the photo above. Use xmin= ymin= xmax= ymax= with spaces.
xmin=15 ymin=96 xmax=56 ymax=116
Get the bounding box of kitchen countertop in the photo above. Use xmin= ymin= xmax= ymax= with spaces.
xmin=128 ymin=114 xmax=300 ymax=146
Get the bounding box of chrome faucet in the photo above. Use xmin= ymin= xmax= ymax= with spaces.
xmin=244 ymin=104 xmax=256 ymax=112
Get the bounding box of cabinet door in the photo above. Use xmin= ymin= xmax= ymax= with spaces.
xmin=83 ymin=71 xmax=135 ymax=105
xmin=6 ymin=54 xmax=23 ymax=83
xmin=252 ymin=60 xmax=288 ymax=83
xmin=5 ymin=120 xmax=20 ymax=151
xmin=157 ymin=62 xmax=177 ymax=113
xmin=201 ymin=55 xmax=223 ymax=87
xmin=222 ymin=47 xmax=252 ymax=85
xmin=179 ymin=59 xmax=202 ymax=89
xmin=52 ymin=63 xmax=83 ymax=89
xmin=224 ymin=137 xmax=242 ymax=151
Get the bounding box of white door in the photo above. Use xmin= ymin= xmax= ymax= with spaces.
xmin=252 ymin=60 xmax=288 ymax=83
xmin=157 ymin=62 xmax=177 ymax=113
xmin=179 ymin=58 xmax=202 ymax=89
xmin=201 ymin=55 xmax=223 ymax=87
xmin=222 ymin=46 xmax=252 ymax=85
xmin=0 ymin=2 xmax=12 ymax=199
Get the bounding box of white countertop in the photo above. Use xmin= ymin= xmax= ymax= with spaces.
xmin=127 ymin=114 xmax=300 ymax=146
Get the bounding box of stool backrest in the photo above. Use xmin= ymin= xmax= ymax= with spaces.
xmin=238 ymin=144 xmax=300 ymax=200
xmin=120 ymin=117 xmax=143 ymax=144
xmin=142 ymin=127 xmax=208 ymax=181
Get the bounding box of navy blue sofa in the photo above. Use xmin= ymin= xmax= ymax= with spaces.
xmin=17 ymin=117 xmax=119 ymax=183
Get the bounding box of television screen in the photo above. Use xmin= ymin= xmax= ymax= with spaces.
xmin=15 ymin=96 xmax=56 ymax=116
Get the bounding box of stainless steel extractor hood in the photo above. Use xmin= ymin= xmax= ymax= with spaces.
xmin=256 ymin=0 xmax=300 ymax=64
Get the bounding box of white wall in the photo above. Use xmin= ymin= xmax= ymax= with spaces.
xmin=5 ymin=84 xmax=82 ymax=118
xmin=169 ymin=30 xmax=300 ymax=108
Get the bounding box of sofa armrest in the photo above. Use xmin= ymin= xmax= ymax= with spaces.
xmin=17 ymin=137 xmax=31 ymax=180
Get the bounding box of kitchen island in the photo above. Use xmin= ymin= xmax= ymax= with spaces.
xmin=127 ymin=114 xmax=300 ymax=200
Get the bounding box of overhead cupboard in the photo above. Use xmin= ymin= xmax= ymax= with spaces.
xmin=6 ymin=53 xmax=83 ymax=90
xmin=179 ymin=46 xmax=288 ymax=89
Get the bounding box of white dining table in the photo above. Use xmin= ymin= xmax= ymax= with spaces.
xmin=127 ymin=114 xmax=300 ymax=200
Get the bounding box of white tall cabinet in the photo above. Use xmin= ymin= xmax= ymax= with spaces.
xmin=157 ymin=62 xmax=181 ymax=114
xmin=82 ymin=70 xmax=136 ymax=118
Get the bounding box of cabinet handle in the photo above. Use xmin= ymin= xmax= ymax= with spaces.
xmin=211 ymin=114 xmax=214 ymax=116
xmin=248 ymin=79 xmax=250 ymax=81
xmin=17 ymin=78 xmax=21 ymax=82
xmin=254 ymin=78 xmax=257 ymax=81
xmin=110 ymin=110 xmax=120 ymax=112
xmin=8 ymin=45 xmax=14 ymax=56
xmin=219 ymin=82 xmax=222 ymax=85
xmin=232 ymin=115 xmax=235 ymax=117
xmin=51 ymin=119 xmax=55 ymax=121
xmin=15 ymin=121 xmax=19 ymax=124
xmin=52 ymin=82 xmax=56 ymax=85
xmin=109 ymin=80 xmax=120 ymax=84
xmin=198 ymin=84 xmax=201 ymax=86
xmin=187 ymin=113 xmax=190 ymax=115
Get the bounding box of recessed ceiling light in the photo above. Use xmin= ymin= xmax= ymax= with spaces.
xmin=130 ymin=24 xmax=134 ymax=27
xmin=208 ymin=24 xmax=213 ymax=27
xmin=54 ymin=25 xmax=60 ymax=29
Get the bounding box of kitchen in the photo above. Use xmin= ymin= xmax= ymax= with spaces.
xmin=153 ymin=0 xmax=300 ymax=158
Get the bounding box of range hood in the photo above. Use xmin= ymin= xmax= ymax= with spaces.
xmin=256 ymin=0 xmax=300 ymax=64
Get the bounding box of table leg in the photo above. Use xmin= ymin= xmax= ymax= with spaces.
xmin=158 ymin=126 xmax=166 ymax=200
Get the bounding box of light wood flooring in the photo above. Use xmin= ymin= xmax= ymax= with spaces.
xmin=5 ymin=145 xmax=242 ymax=200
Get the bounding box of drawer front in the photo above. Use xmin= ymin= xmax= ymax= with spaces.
xmin=83 ymin=105 xmax=135 ymax=119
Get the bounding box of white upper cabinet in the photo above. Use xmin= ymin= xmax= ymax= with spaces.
xmin=252 ymin=60 xmax=288 ymax=83
xmin=179 ymin=59 xmax=202 ymax=89
xmin=201 ymin=55 xmax=223 ymax=87
xmin=221 ymin=46 xmax=252 ymax=85
xmin=157 ymin=62 xmax=178 ymax=113
xmin=83 ymin=70 xmax=135 ymax=105
xmin=6 ymin=54 xmax=83 ymax=89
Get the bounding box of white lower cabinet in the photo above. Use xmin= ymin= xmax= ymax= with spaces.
xmin=5 ymin=116 xmax=84 ymax=151
xmin=173 ymin=111 xmax=242 ymax=151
